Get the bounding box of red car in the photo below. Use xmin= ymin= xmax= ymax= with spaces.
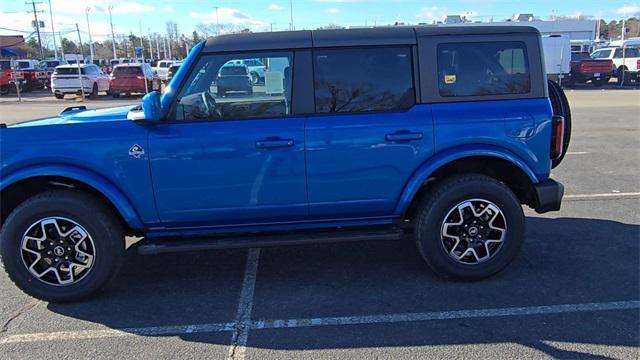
xmin=109 ymin=63 xmax=160 ymax=98
xmin=565 ymin=52 xmax=614 ymax=87
xmin=0 ymin=60 xmax=24 ymax=95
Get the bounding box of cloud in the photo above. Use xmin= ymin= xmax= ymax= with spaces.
xmin=51 ymin=0 xmax=154 ymax=15
xmin=616 ymin=5 xmax=640 ymax=15
xmin=190 ymin=7 xmax=266 ymax=30
xmin=315 ymin=0 xmax=362 ymax=3
xmin=163 ymin=4 xmax=174 ymax=13
xmin=327 ymin=8 xmax=340 ymax=14
xmin=268 ymin=4 xmax=284 ymax=11
xmin=416 ymin=6 xmax=448 ymax=21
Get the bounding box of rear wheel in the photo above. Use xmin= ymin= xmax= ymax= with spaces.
xmin=0 ymin=190 xmax=124 ymax=302
xmin=89 ymin=83 xmax=98 ymax=99
xmin=111 ymin=92 xmax=120 ymax=98
xmin=54 ymin=93 xmax=64 ymax=99
xmin=592 ymin=78 xmax=608 ymax=87
xmin=415 ymin=174 xmax=524 ymax=280
xmin=1 ymin=85 xmax=11 ymax=95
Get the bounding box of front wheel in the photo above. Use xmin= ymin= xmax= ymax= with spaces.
xmin=415 ymin=174 xmax=524 ymax=280
xmin=89 ymin=83 xmax=98 ymax=99
xmin=0 ymin=190 xmax=124 ymax=302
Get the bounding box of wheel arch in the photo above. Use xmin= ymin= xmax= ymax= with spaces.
xmin=1 ymin=165 xmax=144 ymax=233
xmin=396 ymin=148 xmax=539 ymax=220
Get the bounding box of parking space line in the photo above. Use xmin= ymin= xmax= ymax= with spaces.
xmin=252 ymin=300 xmax=640 ymax=330
xmin=566 ymin=151 xmax=590 ymax=155
xmin=565 ymin=192 xmax=640 ymax=200
xmin=227 ymin=248 xmax=261 ymax=360
xmin=1 ymin=300 xmax=637 ymax=345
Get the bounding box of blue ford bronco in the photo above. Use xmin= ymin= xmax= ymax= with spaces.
xmin=0 ymin=26 xmax=570 ymax=302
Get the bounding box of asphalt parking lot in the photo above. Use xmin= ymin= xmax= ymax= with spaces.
xmin=0 ymin=88 xmax=639 ymax=359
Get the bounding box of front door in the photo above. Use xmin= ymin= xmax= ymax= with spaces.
xmin=148 ymin=51 xmax=306 ymax=227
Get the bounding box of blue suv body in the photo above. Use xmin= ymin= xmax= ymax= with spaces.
xmin=0 ymin=26 xmax=568 ymax=301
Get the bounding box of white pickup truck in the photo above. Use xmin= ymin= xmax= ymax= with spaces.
xmin=591 ymin=45 xmax=640 ymax=85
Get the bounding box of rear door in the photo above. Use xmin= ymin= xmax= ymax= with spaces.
xmin=148 ymin=51 xmax=306 ymax=227
xmin=305 ymin=46 xmax=434 ymax=218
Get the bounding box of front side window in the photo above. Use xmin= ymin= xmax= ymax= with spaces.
xmin=173 ymin=52 xmax=293 ymax=121
xmin=437 ymin=42 xmax=531 ymax=97
xmin=313 ymin=47 xmax=415 ymax=113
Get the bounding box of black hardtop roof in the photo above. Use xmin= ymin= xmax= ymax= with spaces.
xmin=203 ymin=26 xmax=539 ymax=53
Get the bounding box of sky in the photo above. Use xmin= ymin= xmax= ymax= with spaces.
xmin=0 ymin=0 xmax=639 ymax=43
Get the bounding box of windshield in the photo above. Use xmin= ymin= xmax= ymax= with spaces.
xmin=0 ymin=61 xmax=11 ymax=71
xmin=17 ymin=62 xmax=31 ymax=69
xmin=220 ymin=66 xmax=247 ymax=76
xmin=113 ymin=67 xmax=143 ymax=75
xmin=571 ymin=52 xmax=590 ymax=61
xmin=55 ymin=67 xmax=85 ymax=75
xmin=590 ymin=49 xmax=611 ymax=59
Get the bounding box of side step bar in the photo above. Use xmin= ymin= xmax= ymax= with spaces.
xmin=137 ymin=229 xmax=405 ymax=255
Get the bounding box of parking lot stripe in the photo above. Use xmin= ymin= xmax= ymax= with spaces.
xmin=252 ymin=300 xmax=640 ymax=330
xmin=227 ymin=248 xmax=261 ymax=360
xmin=1 ymin=300 xmax=637 ymax=345
xmin=565 ymin=192 xmax=640 ymax=200
xmin=566 ymin=151 xmax=590 ymax=155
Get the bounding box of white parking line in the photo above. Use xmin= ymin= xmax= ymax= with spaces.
xmin=565 ymin=192 xmax=640 ymax=199
xmin=227 ymin=248 xmax=261 ymax=360
xmin=1 ymin=300 xmax=637 ymax=345
xmin=566 ymin=151 xmax=590 ymax=155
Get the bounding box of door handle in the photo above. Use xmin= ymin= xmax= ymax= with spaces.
xmin=255 ymin=138 xmax=294 ymax=149
xmin=385 ymin=131 xmax=423 ymax=142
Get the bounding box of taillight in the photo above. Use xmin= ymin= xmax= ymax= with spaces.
xmin=637 ymin=59 xmax=640 ymax=69
xmin=136 ymin=76 xmax=144 ymax=80
xmin=550 ymin=115 xmax=565 ymax=160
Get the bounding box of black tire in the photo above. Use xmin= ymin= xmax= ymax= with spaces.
xmin=547 ymin=80 xmax=572 ymax=168
xmin=250 ymin=72 xmax=259 ymax=85
xmin=247 ymin=87 xmax=253 ymax=96
xmin=592 ymin=78 xmax=608 ymax=87
xmin=218 ymin=89 xmax=226 ymax=97
xmin=54 ymin=93 xmax=64 ymax=99
xmin=111 ymin=92 xmax=120 ymax=98
xmin=415 ymin=174 xmax=524 ymax=280
xmin=0 ymin=190 xmax=124 ymax=302
xmin=89 ymin=83 xmax=98 ymax=99
xmin=0 ymin=85 xmax=9 ymax=95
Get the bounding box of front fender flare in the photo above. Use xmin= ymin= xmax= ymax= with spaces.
xmin=394 ymin=145 xmax=540 ymax=216
xmin=1 ymin=164 xmax=144 ymax=230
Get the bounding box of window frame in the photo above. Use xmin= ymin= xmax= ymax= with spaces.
xmin=418 ymin=33 xmax=546 ymax=104
xmin=310 ymin=45 xmax=418 ymax=116
xmin=165 ymin=49 xmax=296 ymax=124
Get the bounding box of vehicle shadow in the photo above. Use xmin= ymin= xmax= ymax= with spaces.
xmin=47 ymin=216 xmax=639 ymax=357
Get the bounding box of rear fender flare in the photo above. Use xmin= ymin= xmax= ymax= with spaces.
xmin=394 ymin=145 xmax=539 ymax=216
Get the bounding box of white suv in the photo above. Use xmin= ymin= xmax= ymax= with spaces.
xmin=51 ymin=64 xmax=110 ymax=99
xmin=155 ymin=60 xmax=175 ymax=81
xmin=591 ymin=46 xmax=640 ymax=85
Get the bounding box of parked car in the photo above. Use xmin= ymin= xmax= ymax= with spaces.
xmin=0 ymin=60 xmax=24 ymax=95
xmin=165 ymin=62 xmax=182 ymax=83
xmin=564 ymin=52 xmax=614 ymax=87
xmin=0 ymin=26 xmax=570 ymax=302
xmin=50 ymin=64 xmax=110 ymax=99
xmin=225 ymin=58 xmax=266 ymax=84
xmin=216 ymin=64 xmax=253 ymax=96
xmin=15 ymin=59 xmax=47 ymax=91
xmin=591 ymin=45 xmax=640 ymax=85
xmin=109 ymin=63 xmax=160 ymax=98
xmin=39 ymin=59 xmax=67 ymax=88
xmin=155 ymin=60 xmax=175 ymax=81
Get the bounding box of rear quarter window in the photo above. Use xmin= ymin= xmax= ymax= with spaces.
xmin=437 ymin=42 xmax=531 ymax=97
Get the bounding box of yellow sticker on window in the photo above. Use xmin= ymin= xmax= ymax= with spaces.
xmin=444 ymin=74 xmax=457 ymax=84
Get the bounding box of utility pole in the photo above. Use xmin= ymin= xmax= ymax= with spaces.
xmin=59 ymin=31 xmax=65 ymax=59
xmin=108 ymin=5 xmax=117 ymax=60
xmin=289 ymin=0 xmax=294 ymax=31
xmin=155 ymin=34 xmax=160 ymax=59
xmin=215 ymin=6 xmax=220 ymax=36
xmin=75 ymin=23 xmax=85 ymax=99
xmin=85 ymin=7 xmax=94 ymax=62
xmin=139 ymin=21 xmax=144 ymax=59
xmin=27 ymin=1 xmax=45 ymax=59
xmin=47 ymin=0 xmax=57 ymax=59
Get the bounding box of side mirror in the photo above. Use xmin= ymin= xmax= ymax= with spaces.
xmin=127 ymin=91 xmax=162 ymax=122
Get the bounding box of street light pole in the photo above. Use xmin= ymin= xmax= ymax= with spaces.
xmin=215 ymin=6 xmax=220 ymax=36
xmin=289 ymin=0 xmax=294 ymax=30
xmin=108 ymin=5 xmax=117 ymax=60
xmin=27 ymin=1 xmax=45 ymax=59
xmin=85 ymin=7 xmax=94 ymax=62
xmin=47 ymin=0 xmax=57 ymax=59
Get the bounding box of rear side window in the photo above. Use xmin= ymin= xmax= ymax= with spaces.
xmin=113 ymin=67 xmax=142 ymax=75
xmin=313 ymin=47 xmax=415 ymax=113
xmin=437 ymin=42 xmax=530 ymax=97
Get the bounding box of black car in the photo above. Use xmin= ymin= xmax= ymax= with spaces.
xmin=216 ymin=64 xmax=253 ymax=97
